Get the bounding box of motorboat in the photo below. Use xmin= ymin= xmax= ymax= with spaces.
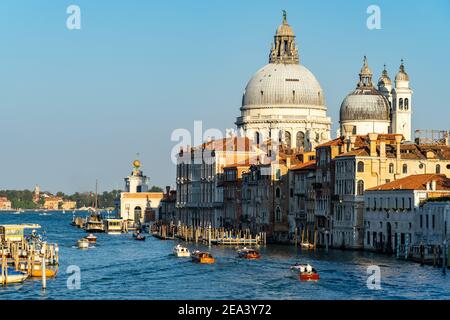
xmin=191 ymin=250 xmax=215 ymax=264
xmin=77 ymin=238 xmax=89 ymax=249
xmin=84 ymin=212 xmax=104 ymax=233
xmin=173 ymin=244 xmax=190 ymax=257
xmin=103 ymin=218 xmax=123 ymax=234
xmin=29 ymin=263 xmax=58 ymax=278
xmin=237 ymin=247 xmax=261 ymax=259
xmin=0 ymin=267 xmax=28 ymax=284
xmin=290 ymin=263 xmax=319 ymax=281
xmin=84 ymin=233 xmax=97 ymax=243
xmin=301 ymin=242 xmax=315 ymax=249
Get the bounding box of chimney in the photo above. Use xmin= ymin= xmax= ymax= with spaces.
xmin=426 ymin=181 xmax=430 ymax=191
xmin=431 ymin=180 xmax=437 ymax=191
xmin=380 ymin=139 xmax=386 ymax=158
xmin=286 ymin=156 xmax=291 ymax=168
xmin=368 ymin=133 xmax=378 ymax=157
xmin=343 ymin=124 xmax=355 ymax=137
xmin=350 ymin=135 xmax=357 ymax=151
xmin=166 ymin=186 xmax=170 ymax=195
xmin=394 ymin=135 xmax=402 ymax=160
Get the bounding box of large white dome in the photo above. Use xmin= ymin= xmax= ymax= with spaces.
xmin=241 ymin=63 xmax=326 ymax=109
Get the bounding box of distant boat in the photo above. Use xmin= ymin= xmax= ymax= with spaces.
xmin=290 ymin=263 xmax=319 ymax=281
xmin=237 ymin=247 xmax=261 ymax=260
xmin=77 ymin=238 xmax=89 ymax=249
xmin=173 ymin=244 xmax=190 ymax=257
xmin=191 ymin=250 xmax=215 ymax=264
xmin=84 ymin=233 xmax=97 ymax=244
xmin=104 ymin=218 xmax=123 ymax=234
xmin=0 ymin=267 xmax=29 ymax=284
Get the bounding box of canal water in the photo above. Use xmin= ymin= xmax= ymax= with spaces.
xmin=0 ymin=211 xmax=448 ymax=300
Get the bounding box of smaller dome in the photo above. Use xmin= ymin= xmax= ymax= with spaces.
xmin=395 ymin=61 xmax=409 ymax=82
xmin=340 ymin=87 xmax=391 ymax=122
xmin=133 ymin=160 xmax=141 ymax=168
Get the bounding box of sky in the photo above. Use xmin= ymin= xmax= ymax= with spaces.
xmin=0 ymin=0 xmax=449 ymax=194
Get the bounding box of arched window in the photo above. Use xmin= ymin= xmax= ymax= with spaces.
xmin=399 ymin=98 xmax=404 ymax=110
xmin=276 ymin=187 xmax=281 ymax=198
xmin=357 ymin=161 xmax=364 ymax=172
xmin=436 ymin=164 xmax=441 ymax=174
xmin=403 ymin=164 xmax=408 ymax=174
xmin=357 ymin=180 xmax=364 ymax=196
xmin=134 ymin=206 xmax=142 ymax=222
xmin=255 ymin=132 xmax=260 ymax=145
xmin=404 ymin=98 xmax=409 ymax=110
xmin=275 ymin=207 xmax=282 ymax=222
xmin=284 ymin=131 xmax=291 ymax=148
xmin=296 ymin=131 xmax=305 ymax=150
xmin=278 ymin=130 xmax=283 ymax=143
xmin=389 ymin=163 xmax=394 ymax=174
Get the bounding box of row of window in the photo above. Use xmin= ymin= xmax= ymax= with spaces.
xmin=366 ymin=197 xmax=413 ymax=211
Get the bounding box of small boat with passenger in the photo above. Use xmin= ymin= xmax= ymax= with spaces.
xmin=191 ymin=250 xmax=215 ymax=264
xmin=237 ymin=247 xmax=261 ymax=259
xmin=84 ymin=233 xmax=97 ymax=244
xmin=290 ymin=263 xmax=319 ymax=281
xmin=173 ymin=244 xmax=190 ymax=257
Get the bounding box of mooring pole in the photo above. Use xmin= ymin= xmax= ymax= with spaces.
xmin=443 ymin=239 xmax=447 ymax=275
xmin=42 ymin=242 xmax=47 ymax=290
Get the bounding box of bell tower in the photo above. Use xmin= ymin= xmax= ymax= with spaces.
xmin=391 ymin=60 xmax=413 ymax=141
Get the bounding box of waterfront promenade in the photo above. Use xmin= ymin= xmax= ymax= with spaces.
xmin=0 ymin=211 xmax=448 ymax=300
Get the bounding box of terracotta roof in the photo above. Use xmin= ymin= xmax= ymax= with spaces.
xmin=289 ymin=160 xmax=316 ymax=171
xmin=367 ymin=174 xmax=450 ymax=191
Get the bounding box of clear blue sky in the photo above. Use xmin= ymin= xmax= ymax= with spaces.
xmin=0 ymin=0 xmax=449 ymax=194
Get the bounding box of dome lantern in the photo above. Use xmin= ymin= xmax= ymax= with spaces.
xmin=269 ymin=10 xmax=299 ymax=64
xmin=395 ymin=59 xmax=410 ymax=83
xmin=378 ymin=64 xmax=392 ymax=87
xmin=357 ymin=56 xmax=374 ymax=88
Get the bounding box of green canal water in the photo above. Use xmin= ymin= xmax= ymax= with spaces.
xmin=0 ymin=211 xmax=448 ymax=300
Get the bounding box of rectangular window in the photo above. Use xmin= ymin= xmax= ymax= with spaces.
xmin=432 ymin=215 xmax=435 ymax=229
xmin=420 ymin=215 xmax=423 ymax=228
xmin=367 ymin=231 xmax=370 ymax=245
xmin=426 ymin=215 xmax=429 ymax=229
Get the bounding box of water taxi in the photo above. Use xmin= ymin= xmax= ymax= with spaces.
xmin=77 ymin=238 xmax=89 ymax=249
xmin=237 ymin=247 xmax=261 ymax=259
xmin=290 ymin=263 xmax=319 ymax=281
xmin=173 ymin=244 xmax=190 ymax=257
xmin=103 ymin=218 xmax=123 ymax=234
xmin=84 ymin=212 xmax=104 ymax=233
xmin=0 ymin=267 xmax=28 ymax=284
xmin=30 ymin=263 xmax=58 ymax=278
xmin=85 ymin=233 xmax=97 ymax=243
xmin=191 ymin=250 xmax=215 ymax=264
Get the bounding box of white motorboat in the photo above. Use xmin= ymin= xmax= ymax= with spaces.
xmin=0 ymin=267 xmax=29 ymax=284
xmin=173 ymin=244 xmax=190 ymax=257
xmin=77 ymin=238 xmax=89 ymax=249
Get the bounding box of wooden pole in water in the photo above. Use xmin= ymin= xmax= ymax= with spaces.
xmin=208 ymin=224 xmax=211 ymax=247
xmin=42 ymin=242 xmax=47 ymax=289
xmin=1 ymin=251 xmax=5 ymax=285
